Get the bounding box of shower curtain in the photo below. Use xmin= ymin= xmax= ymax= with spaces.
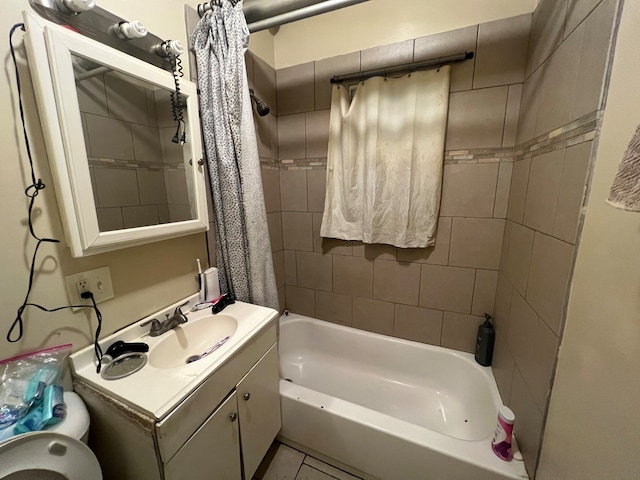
xmin=321 ymin=67 xmax=451 ymax=248
xmin=191 ymin=0 xmax=279 ymax=311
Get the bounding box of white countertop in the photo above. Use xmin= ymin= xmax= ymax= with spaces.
xmin=70 ymin=296 xmax=278 ymax=421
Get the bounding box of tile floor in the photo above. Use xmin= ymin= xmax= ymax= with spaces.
xmin=254 ymin=442 xmax=363 ymax=480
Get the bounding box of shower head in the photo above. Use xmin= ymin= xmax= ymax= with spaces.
xmin=249 ymin=89 xmax=270 ymax=116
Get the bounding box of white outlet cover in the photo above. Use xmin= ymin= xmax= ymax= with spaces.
xmin=65 ymin=266 xmax=114 ymax=311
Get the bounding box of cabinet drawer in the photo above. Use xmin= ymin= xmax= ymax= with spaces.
xmin=156 ymin=319 xmax=276 ymax=462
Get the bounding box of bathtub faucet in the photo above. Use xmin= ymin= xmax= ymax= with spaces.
xmin=141 ymin=301 xmax=189 ymax=336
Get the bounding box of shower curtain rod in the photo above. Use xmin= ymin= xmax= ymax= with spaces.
xmin=197 ymin=0 xmax=369 ymax=32
xmin=330 ymin=51 xmax=474 ymax=84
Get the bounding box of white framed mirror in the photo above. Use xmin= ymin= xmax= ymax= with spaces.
xmin=23 ymin=11 xmax=208 ymax=257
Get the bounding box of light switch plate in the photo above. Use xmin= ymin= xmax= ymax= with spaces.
xmin=65 ymin=266 xmax=114 ymax=311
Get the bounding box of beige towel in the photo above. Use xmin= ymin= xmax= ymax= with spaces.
xmin=607 ymin=124 xmax=640 ymax=211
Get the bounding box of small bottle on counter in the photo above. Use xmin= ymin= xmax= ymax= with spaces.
xmin=491 ymin=405 xmax=515 ymax=461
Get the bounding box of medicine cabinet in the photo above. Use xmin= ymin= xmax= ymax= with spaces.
xmin=23 ymin=11 xmax=208 ymax=257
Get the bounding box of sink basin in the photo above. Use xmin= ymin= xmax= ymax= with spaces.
xmin=149 ymin=315 xmax=238 ymax=369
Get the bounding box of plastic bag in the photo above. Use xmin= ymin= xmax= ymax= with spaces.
xmin=0 ymin=344 xmax=71 ymax=429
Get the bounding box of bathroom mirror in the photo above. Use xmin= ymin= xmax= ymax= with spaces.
xmin=23 ymin=12 xmax=208 ymax=257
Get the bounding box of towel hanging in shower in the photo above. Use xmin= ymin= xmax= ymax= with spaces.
xmin=321 ymin=67 xmax=451 ymax=248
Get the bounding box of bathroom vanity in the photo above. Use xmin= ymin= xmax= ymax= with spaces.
xmin=70 ymin=299 xmax=280 ymax=480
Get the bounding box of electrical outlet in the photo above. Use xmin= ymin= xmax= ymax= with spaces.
xmin=65 ymin=266 xmax=114 ymax=311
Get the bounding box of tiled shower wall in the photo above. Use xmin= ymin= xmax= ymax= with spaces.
xmin=251 ymin=14 xmax=532 ymax=349
xmin=490 ymin=0 xmax=619 ymax=475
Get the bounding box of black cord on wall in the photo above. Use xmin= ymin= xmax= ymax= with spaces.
xmin=7 ymin=23 xmax=104 ymax=371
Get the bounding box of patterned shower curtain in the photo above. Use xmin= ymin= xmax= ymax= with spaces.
xmin=191 ymin=0 xmax=279 ymax=311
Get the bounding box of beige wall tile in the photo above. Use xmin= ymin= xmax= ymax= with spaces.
xmin=333 ymin=255 xmax=373 ymax=298
xmin=277 ymin=287 xmax=285 ymax=313
xmin=269 ymin=114 xmax=279 ymax=159
xmin=96 ymin=207 xmax=123 ymax=232
xmin=165 ymin=170 xmax=189 ymax=205
xmin=254 ymin=110 xmax=271 ymax=158
xmin=440 ymin=163 xmax=499 ymax=218
xmin=419 ymin=264 xmax=475 ymax=313
xmin=145 ymin=90 xmax=158 ymax=127
xmin=474 ymin=15 xmax=531 ymax=89
xmin=494 ymin=273 xmax=514 ymax=333
xmin=441 ymin=312 xmax=484 ymax=353
xmin=509 ymin=368 xmax=545 ymax=476
xmin=277 ymin=62 xmax=315 ymax=115
xmin=494 ymin=162 xmax=513 ymax=218
xmin=353 ymin=298 xmax=394 ymax=335
xmin=261 ymin=168 xmax=281 ymax=214
xmin=168 ymin=205 xmax=191 ymax=222
xmin=414 ymin=25 xmax=477 ymax=92
xmin=282 ymin=212 xmax=312 ymax=251
xmin=526 ymin=0 xmax=568 ymax=76
xmin=312 ymin=213 xmax=352 ymax=255
xmin=131 ymin=124 xmax=162 ymax=164
xmin=393 ymin=305 xmax=443 ymax=345
xmin=526 ymin=233 xmax=575 ymax=335
xmin=503 ymin=222 xmax=535 ymax=295
xmin=553 ymin=141 xmax=591 ymax=243
xmin=253 ymin=56 xmax=277 ymax=116
xmin=244 ymin=51 xmax=254 ymax=88
xmin=315 ymin=52 xmax=361 ymax=110
xmin=499 ymin=220 xmax=512 ymax=273
xmin=523 ymin=149 xmax=565 ymax=234
xmin=280 ymin=170 xmax=308 ymax=212
xmin=315 ymin=291 xmax=352 ymax=326
xmin=306 ymin=110 xmax=331 ymax=158
xmin=492 ymin=328 xmax=515 ymax=403
xmin=373 ymin=260 xmax=421 ymax=305
xmin=206 ymin=222 xmax=216 ymax=266
xmin=104 ymin=74 xmax=148 ymax=125
xmin=515 ymin=68 xmax=542 ymax=145
xmin=278 ymin=114 xmax=306 ymax=159
xmin=571 ymin=0 xmax=617 ymax=120
xmin=508 ymin=291 xmax=559 ymax=411
xmin=284 ymin=250 xmax=297 ymax=286
xmin=296 ymin=251 xmax=332 ymax=292
xmin=361 ymin=39 xmax=414 ymax=71
xmin=352 ymin=243 xmax=397 ymax=260
xmin=285 ymin=285 xmax=314 ymax=317
xmin=397 ymin=217 xmax=452 ymax=265
xmin=307 ymin=169 xmax=326 ymax=213
xmin=534 ymin=24 xmax=584 ymax=136
xmin=472 ymin=269 xmax=499 ymax=316
xmin=446 ymin=87 xmax=509 ymax=150
xmin=76 ymin=74 xmax=107 ymax=116
xmin=159 ymin=127 xmax=184 ymax=164
xmin=93 ymin=167 xmax=139 ymax=207
xmin=154 ymin=91 xmax=174 ymax=129
xmin=449 ymin=218 xmax=505 ymax=269
xmin=564 ymin=0 xmax=604 ymax=38
xmin=503 ymin=84 xmax=523 ymax=148
xmin=267 ymin=212 xmax=283 ymax=252
xmin=506 ymin=158 xmax=531 ymax=223
xmin=273 ymin=251 xmax=285 ymax=289
xmin=85 ymin=114 xmax=134 ymax=160
xmin=137 ymin=170 xmax=167 ymax=205
xmin=122 ymin=205 xmax=159 ymax=228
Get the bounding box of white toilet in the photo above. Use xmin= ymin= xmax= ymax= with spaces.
xmin=0 ymin=391 xmax=102 ymax=479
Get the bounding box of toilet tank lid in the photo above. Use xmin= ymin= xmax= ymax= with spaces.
xmin=48 ymin=391 xmax=90 ymax=440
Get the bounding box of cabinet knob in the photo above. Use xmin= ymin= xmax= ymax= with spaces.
xmin=243 ymin=392 xmax=251 ymax=401
xmin=229 ymin=412 xmax=237 ymax=422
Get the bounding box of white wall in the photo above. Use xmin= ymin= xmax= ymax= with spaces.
xmin=272 ymin=0 xmax=538 ymax=68
xmin=537 ymin=2 xmax=640 ymax=478
xmin=0 ymin=0 xmax=207 ymax=358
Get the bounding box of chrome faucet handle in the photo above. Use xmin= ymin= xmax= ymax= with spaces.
xmin=173 ymin=301 xmax=189 ymax=322
xmin=140 ymin=318 xmax=162 ymax=335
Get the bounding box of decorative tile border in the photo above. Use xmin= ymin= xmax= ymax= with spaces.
xmin=259 ymin=110 xmax=602 ymax=171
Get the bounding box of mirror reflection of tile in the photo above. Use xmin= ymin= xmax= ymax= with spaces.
xmin=75 ymin=59 xmax=192 ymax=231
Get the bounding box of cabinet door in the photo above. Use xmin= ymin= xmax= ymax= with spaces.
xmin=237 ymin=344 xmax=281 ymax=479
xmin=165 ymin=392 xmax=242 ymax=480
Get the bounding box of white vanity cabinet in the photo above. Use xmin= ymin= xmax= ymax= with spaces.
xmin=75 ymin=320 xmax=280 ymax=480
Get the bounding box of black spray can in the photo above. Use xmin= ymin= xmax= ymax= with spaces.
xmin=475 ymin=313 xmax=495 ymax=366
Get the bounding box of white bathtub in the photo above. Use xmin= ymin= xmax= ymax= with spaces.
xmin=278 ymin=313 xmax=529 ymax=480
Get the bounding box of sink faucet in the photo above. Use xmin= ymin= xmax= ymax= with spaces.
xmin=141 ymin=301 xmax=189 ymax=337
